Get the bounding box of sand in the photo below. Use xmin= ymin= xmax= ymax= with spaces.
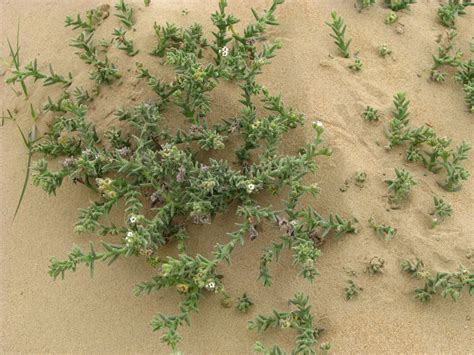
xmin=1 ymin=0 xmax=473 ymax=353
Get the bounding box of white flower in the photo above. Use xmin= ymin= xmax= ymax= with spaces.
xmin=205 ymin=281 xmax=216 ymax=291
xmin=129 ymin=216 xmax=138 ymax=224
xmin=126 ymin=231 xmax=134 ymax=238
xmin=247 ymin=183 xmax=256 ymax=193
xmin=220 ymin=46 xmax=229 ymax=57
xmin=313 ymin=120 xmax=323 ymax=128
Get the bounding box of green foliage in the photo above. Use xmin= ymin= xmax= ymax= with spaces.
xmin=361 ymin=106 xmax=380 ymax=121
xmin=430 ymin=197 xmax=453 ymax=227
xmin=431 ymin=30 xmax=463 ymax=82
xmin=456 ymin=59 xmax=474 ymax=113
xmin=366 ymin=256 xmax=385 ymax=275
xmin=249 ymin=293 xmax=325 ymax=355
xmin=237 ymin=293 xmax=253 ymax=313
xmin=378 ymin=44 xmax=392 ymax=57
xmin=384 ymin=0 xmax=416 ymax=11
xmin=402 ymin=260 xmax=474 ymax=303
xmin=6 ymin=59 xmax=73 ymax=89
xmin=384 ymin=12 xmax=398 ymax=24
xmin=114 ymin=0 xmax=134 ymax=29
xmin=437 ymin=1 xmax=472 ymax=28
xmin=369 ymin=216 xmax=397 ymax=241
xmin=344 ymin=280 xmax=363 ymax=300
xmin=354 ymin=171 xmax=367 ymax=187
xmin=65 ymin=6 xmax=107 ymax=33
xmin=112 ymin=27 xmax=139 ymax=56
xmin=356 ymin=0 xmax=376 ymax=11
xmin=326 ymin=11 xmax=352 ymax=58
xmin=384 ymin=92 xmax=471 ymax=191
xmin=348 ymin=58 xmax=363 ymax=72
xmin=385 ymin=168 xmax=416 ymax=204
xmin=18 ymin=1 xmax=360 ymax=351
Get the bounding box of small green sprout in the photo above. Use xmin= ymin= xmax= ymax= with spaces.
xmin=438 ymin=141 xmax=471 ymax=191
xmin=385 ymin=168 xmax=417 ymax=204
xmin=366 ymin=256 xmax=385 ymax=275
xmin=368 ymin=216 xmax=397 ymax=241
xmin=378 ymin=44 xmax=392 ymax=57
xmin=430 ymin=197 xmax=453 ymax=228
xmin=249 ymin=293 xmax=325 ymax=354
xmin=114 ymin=0 xmax=134 ymax=29
xmin=237 ymin=293 xmax=253 ymax=313
xmin=355 ymin=171 xmax=367 ymax=187
xmin=431 ymin=30 xmax=463 ymax=82
xmin=361 ymin=106 xmax=380 ymax=122
xmin=385 ymin=0 xmax=416 ymax=11
xmin=437 ymin=1 xmax=471 ymax=28
xmin=326 ymin=11 xmax=352 ymax=58
xmin=385 ymin=12 xmax=399 ymax=24
xmin=402 ymin=261 xmax=474 ymax=303
xmin=112 ymin=27 xmax=139 ymax=56
xmin=356 ymin=0 xmax=376 ymax=11
xmin=348 ymin=58 xmax=363 ymax=72
xmin=345 ymin=280 xmax=363 ymax=300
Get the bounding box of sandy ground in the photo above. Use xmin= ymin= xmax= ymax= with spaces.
xmin=1 ymin=0 xmax=473 ymax=353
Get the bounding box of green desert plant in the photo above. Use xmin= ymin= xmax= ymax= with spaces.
xmin=437 ymin=1 xmax=472 ymax=28
xmin=114 ymin=0 xmax=134 ymax=29
xmin=249 ymin=293 xmax=326 ymax=355
xmin=237 ymin=293 xmax=253 ymax=313
xmin=368 ymin=216 xmax=397 ymax=241
xmin=361 ymin=106 xmax=380 ymax=122
xmin=384 ymin=0 xmax=416 ymax=11
xmin=354 ymin=171 xmax=367 ymax=187
xmin=326 ymin=11 xmax=352 ymax=58
xmin=65 ymin=5 xmax=108 ymax=33
xmin=356 ymin=0 xmax=376 ymax=11
xmin=402 ymin=260 xmax=474 ymax=303
xmin=385 ymin=168 xmax=416 ymax=204
xmin=378 ymin=44 xmax=392 ymax=57
xmin=12 ymin=1 xmax=362 ymax=352
xmin=366 ymin=256 xmax=385 ymax=275
xmin=348 ymin=57 xmax=363 ymax=72
xmin=455 ymin=59 xmax=474 ymax=113
xmin=344 ymin=280 xmax=363 ymax=300
xmin=431 ymin=30 xmax=463 ymax=82
xmin=430 ymin=197 xmax=453 ymax=228
xmin=384 ymin=12 xmax=398 ymax=24
xmin=112 ymin=27 xmax=139 ymax=56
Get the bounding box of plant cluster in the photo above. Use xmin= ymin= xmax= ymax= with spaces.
xmin=385 ymin=168 xmax=416 ymax=204
xmin=326 ymin=11 xmax=352 ymax=58
xmin=402 ymin=260 xmax=474 ymax=303
xmin=12 ymin=0 xmax=361 ymax=352
xmin=354 ymin=171 xmax=367 ymax=187
xmin=431 ymin=30 xmax=463 ymax=82
xmin=437 ymin=0 xmax=472 ymax=28
xmin=112 ymin=27 xmax=139 ymax=56
xmin=366 ymin=256 xmax=385 ymax=275
xmin=361 ymin=106 xmax=380 ymax=122
xmin=114 ymin=0 xmax=134 ymax=28
xmin=65 ymin=5 xmax=109 ymax=33
xmin=384 ymin=0 xmax=416 ymax=11
xmin=249 ymin=293 xmax=327 ymax=355
xmin=385 ymin=92 xmax=471 ymax=192
xmin=430 ymin=197 xmax=453 ymax=227
xmin=384 ymin=12 xmax=399 ymax=24
xmin=378 ymin=44 xmax=392 ymax=57
xmin=344 ymin=280 xmax=363 ymax=300
xmin=356 ymin=0 xmax=376 ymax=11
xmin=237 ymin=293 xmax=253 ymax=313
xmin=369 ymin=216 xmax=397 ymax=241
xmin=456 ymin=58 xmax=474 ymax=113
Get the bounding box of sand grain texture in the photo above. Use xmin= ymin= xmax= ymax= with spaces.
xmin=0 ymin=0 xmax=473 ymax=354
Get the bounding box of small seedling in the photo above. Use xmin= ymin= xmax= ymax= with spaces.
xmin=431 ymin=30 xmax=463 ymax=82
xmin=65 ymin=6 xmax=107 ymax=33
xmin=385 ymin=92 xmax=410 ymax=149
xmin=344 ymin=280 xmax=363 ymax=300
xmin=112 ymin=27 xmax=139 ymax=56
xmin=237 ymin=293 xmax=253 ymax=313
xmin=438 ymin=141 xmax=471 ymax=191
xmin=385 ymin=0 xmax=416 ymax=11
xmin=326 ymin=11 xmax=352 ymax=58
xmin=114 ymin=0 xmax=134 ymax=29
xmin=378 ymin=44 xmax=392 ymax=57
xmin=356 ymin=0 xmax=376 ymax=11
xmin=249 ymin=293 xmax=325 ymax=354
xmin=402 ymin=260 xmax=474 ymax=303
xmin=368 ymin=216 xmax=397 ymax=241
xmin=354 ymin=172 xmax=367 ymax=187
xmin=385 ymin=12 xmax=398 ymax=24
xmin=348 ymin=58 xmax=363 ymax=72
xmin=366 ymin=256 xmax=385 ymax=275
xmin=430 ymin=197 xmax=453 ymax=227
xmin=385 ymin=168 xmax=416 ymax=204
xmin=361 ymin=106 xmax=380 ymax=122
